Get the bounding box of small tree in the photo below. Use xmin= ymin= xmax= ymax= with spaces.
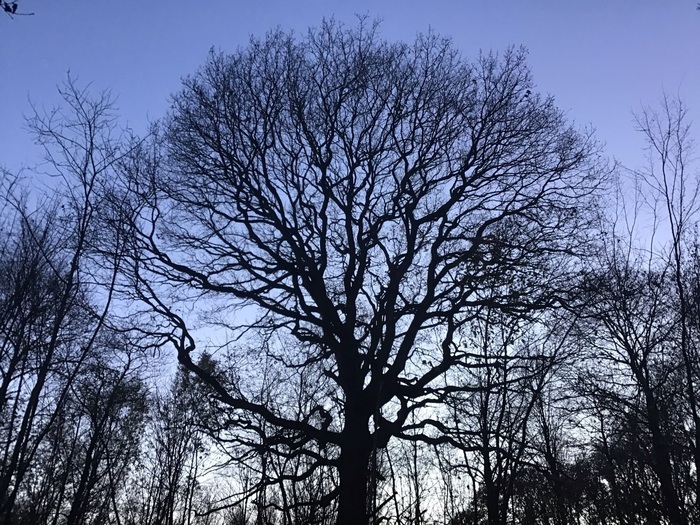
xmin=118 ymin=20 xmax=604 ymax=525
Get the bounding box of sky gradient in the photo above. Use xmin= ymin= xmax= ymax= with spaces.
xmin=2 ymin=1 xmax=699 ymax=179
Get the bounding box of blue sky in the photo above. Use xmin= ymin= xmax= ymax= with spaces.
xmin=2 ymin=1 xmax=699 ymax=177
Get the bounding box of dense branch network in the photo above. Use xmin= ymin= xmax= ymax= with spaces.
xmin=113 ymin=20 xmax=604 ymax=525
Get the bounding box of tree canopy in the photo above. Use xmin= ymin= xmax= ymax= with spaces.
xmin=116 ymin=20 xmax=605 ymax=525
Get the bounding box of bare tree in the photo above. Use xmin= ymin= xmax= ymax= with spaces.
xmin=116 ymin=20 xmax=604 ymax=525
xmin=437 ymin=307 xmax=576 ymax=525
xmin=577 ymin=254 xmax=690 ymax=524
xmin=566 ymin=95 xmax=700 ymax=525
xmin=635 ymin=95 xmax=700 ymax=513
xmin=0 ymin=77 xmax=136 ymax=524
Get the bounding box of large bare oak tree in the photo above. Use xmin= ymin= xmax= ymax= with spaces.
xmin=118 ymin=20 xmax=604 ymax=525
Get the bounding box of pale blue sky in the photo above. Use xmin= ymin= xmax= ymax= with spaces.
xmin=2 ymin=1 xmax=699 ymax=177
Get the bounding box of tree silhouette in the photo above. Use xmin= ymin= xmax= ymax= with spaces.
xmin=114 ymin=20 xmax=605 ymax=525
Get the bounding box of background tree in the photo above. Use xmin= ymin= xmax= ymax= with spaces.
xmin=123 ymin=367 xmax=214 ymax=525
xmin=0 ymin=78 xmax=147 ymax=525
xmin=635 ymin=95 xmax=700 ymax=513
xmin=560 ymin=94 xmax=700 ymax=525
xmin=442 ymin=309 xmax=574 ymax=525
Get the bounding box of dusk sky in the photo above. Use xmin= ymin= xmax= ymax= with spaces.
xmin=2 ymin=1 xmax=699 ymax=179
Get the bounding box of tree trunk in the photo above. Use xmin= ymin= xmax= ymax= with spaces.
xmin=336 ymin=401 xmax=372 ymax=525
xmin=645 ymin=393 xmax=688 ymax=525
xmin=652 ymin=442 xmax=688 ymax=525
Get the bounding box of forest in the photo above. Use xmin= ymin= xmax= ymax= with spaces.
xmin=1 ymin=20 xmax=699 ymax=525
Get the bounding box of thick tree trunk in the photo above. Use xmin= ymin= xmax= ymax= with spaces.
xmin=336 ymin=399 xmax=372 ymax=525
xmin=337 ymin=438 xmax=372 ymax=525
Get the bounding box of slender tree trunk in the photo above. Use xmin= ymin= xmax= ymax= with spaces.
xmin=645 ymin=392 xmax=688 ymax=525
xmin=652 ymin=441 xmax=688 ymax=525
xmin=483 ymin=467 xmax=500 ymax=525
xmin=673 ymin=259 xmax=700 ymax=508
